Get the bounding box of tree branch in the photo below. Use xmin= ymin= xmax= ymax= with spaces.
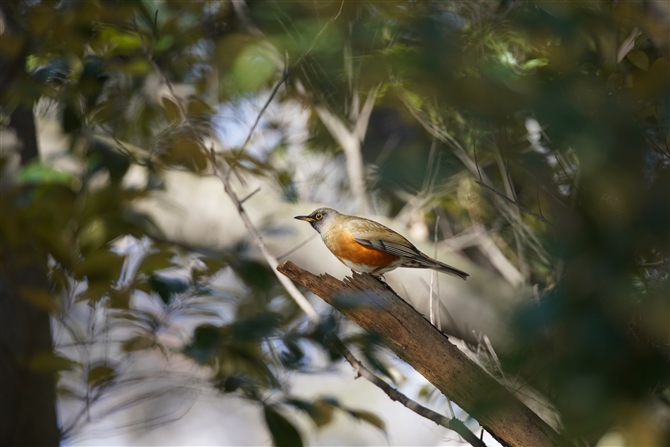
xmin=329 ymin=336 xmax=486 ymax=447
xmin=277 ymin=261 xmax=570 ymax=447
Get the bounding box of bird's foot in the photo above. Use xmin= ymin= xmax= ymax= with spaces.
xmin=369 ymin=272 xmax=386 ymax=282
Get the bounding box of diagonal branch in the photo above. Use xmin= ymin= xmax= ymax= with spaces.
xmin=277 ymin=261 xmax=570 ymax=447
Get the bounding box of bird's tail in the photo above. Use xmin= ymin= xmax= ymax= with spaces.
xmin=408 ymin=254 xmax=470 ymax=280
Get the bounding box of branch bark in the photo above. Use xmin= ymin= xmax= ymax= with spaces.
xmin=277 ymin=261 xmax=570 ymax=447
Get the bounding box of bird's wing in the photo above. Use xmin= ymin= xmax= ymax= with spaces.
xmin=348 ymin=217 xmax=470 ymax=279
xmin=347 ymin=219 xmax=424 ymax=260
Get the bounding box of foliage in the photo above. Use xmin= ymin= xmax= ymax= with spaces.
xmin=1 ymin=0 xmax=669 ymax=445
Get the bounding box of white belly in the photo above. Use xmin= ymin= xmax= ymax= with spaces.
xmin=338 ymin=257 xmax=376 ymax=273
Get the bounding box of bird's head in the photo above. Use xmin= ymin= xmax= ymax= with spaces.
xmin=294 ymin=207 xmax=340 ymax=235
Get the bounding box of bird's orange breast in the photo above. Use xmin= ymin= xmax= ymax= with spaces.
xmin=325 ymin=229 xmax=398 ymax=268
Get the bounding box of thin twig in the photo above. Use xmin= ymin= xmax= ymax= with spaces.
xmin=210 ymin=153 xmax=320 ymax=321
xmin=475 ymin=181 xmax=554 ymax=227
xmin=239 ymin=186 xmax=261 ymax=204
xmin=473 ymin=139 xmax=482 ymax=182
xmin=293 ymin=0 xmax=345 ymax=68
xmin=429 ymin=216 xmax=440 ymax=329
xmin=227 ymin=69 xmax=291 ymax=176
xmin=276 ymin=233 xmax=319 ymax=261
xmin=329 ymin=337 xmax=487 ymax=447
xmin=534 ymin=174 xmax=544 ymax=219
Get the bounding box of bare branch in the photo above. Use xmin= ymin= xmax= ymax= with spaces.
xmin=329 ymin=337 xmax=487 ymax=447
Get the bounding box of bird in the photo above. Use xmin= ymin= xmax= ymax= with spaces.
xmin=294 ymin=207 xmax=469 ymax=279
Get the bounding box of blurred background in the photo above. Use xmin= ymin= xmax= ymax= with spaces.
xmin=1 ymin=1 xmax=668 ymax=446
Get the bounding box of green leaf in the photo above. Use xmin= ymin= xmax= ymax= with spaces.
xmin=232 ymin=44 xmax=277 ymax=93
xmin=284 ymin=398 xmax=335 ymax=428
xmin=29 ymin=352 xmax=80 ymax=372
xmin=122 ymin=334 xmax=156 ymax=352
xmin=108 ymin=288 xmax=131 ymax=309
xmin=626 ymin=49 xmax=649 ymax=71
xmin=57 ymin=385 xmax=83 ymax=400
xmin=88 ymin=364 xmax=117 ymax=388
xmin=347 ymin=409 xmax=386 ymax=433
xmin=62 ymin=103 xmax=81 ymax=133
xmin=18 ymin=163 xmax=74 ymax=185
xmin=308 ymin=399 xmax=335 ymax=428
xmin=149 ymin=275 xmax=189 ymax=304
xmin=187 ymin=98 xmax=215 ymax=116
xmin=237 ymin=259 xmax=274 ymax=291
xmin=161 ymin=133 xmax=209 ymax=172
xmin=78 ymin=218 xmax=108 ymax=254
xmin=74 ymin=250 xmax=124 ymax=282
xmin=19 ymin=287 xmax=61 ymax=312
xmin=264 ymin=405 xmax=303 ymax=447
xmin=607 ymin=73 xmax=624 ymax=90
xmin=232 ymin=312 xmax=283 ymax=341
xmin=138 ymin=251 xmax=175 ymax=275
xmin=522 ymin=58 xmax=549 ymax=69
xmin=161 ymin=97 xmax=181 ymax=124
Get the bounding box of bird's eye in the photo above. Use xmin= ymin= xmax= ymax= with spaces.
xmin=314 ymin=213 xmax=323 ymax=220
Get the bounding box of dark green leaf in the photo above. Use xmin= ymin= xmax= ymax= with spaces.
xmin=88 ymin=364 xmax=117 ymax=388
xmin=19 ymin=287 xmax=61 ymax=312
xmin=122 ymin=334 xmax=156 ymax=352
xmin=161 ymin=97 xmax=181 ymax=124
xmin=347 ymin=409 xmax=386 ymax=433
xmin=138 ymin=251 xmax=175 ymax=275
xmin=29 ymin=352 xmax=80 ymax=372
xmin=264 ymin=405 xmax=303 ymax=447
xmin=232 ymin=312 xmax=282 ymax=341
xmin=74 ymin=250 xmax=124 ymax=282
xmin=62 ymin=103 xmax=81 ymax=133
xmin=149 ymin=275 xmax=190 ymax=304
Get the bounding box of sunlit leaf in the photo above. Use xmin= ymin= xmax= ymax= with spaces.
xmin=523 ymin=58 xmax=548 ymax=69
xmin=18 ymin=163 xmax=74 ymax=185
xmin=78 ymin=218 xmax=108 ymax=254
xmin=232 ymin=43 xmax=277 ymax=92
xmin=626 ymin=49 xmax=649 ymax=71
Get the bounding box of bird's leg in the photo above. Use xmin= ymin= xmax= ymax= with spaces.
xmin=369 ymin=267 xmax=386 ymax=282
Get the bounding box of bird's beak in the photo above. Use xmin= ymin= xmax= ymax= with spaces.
xmin=294 ymin=215 xmax=314 ymax=222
